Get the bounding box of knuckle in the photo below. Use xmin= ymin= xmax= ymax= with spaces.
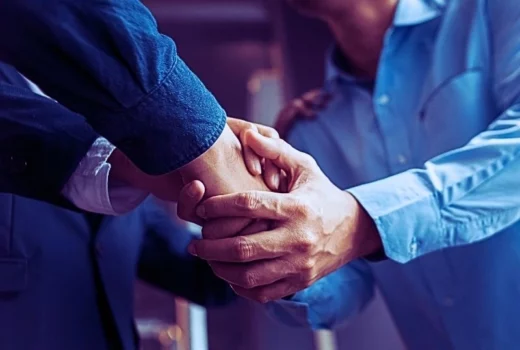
xmin=291 ymin=197 xmax=314 ymax=218
xmin=302 ymin=258 xmax=316 ymax=272
xmin=300 ymin=260 xmax=317 ymax=284
xmin=300 ymin=153 xmax=318 ymax=168
xmin=295 ymin=230 xmax=318 ymax=253
xmin=233 ymin=237 xmax=254 ymax=261
xmin=245 ymin=123 xmax=258 ymax=132
xmin=235 ymin=192 xmax=260 ymax=211
xmin=271 ymin=197 xmax=284 ymax=217
xmin=264 ymin=127 xmax=279 ymax=139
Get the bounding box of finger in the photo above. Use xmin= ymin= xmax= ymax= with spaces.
xmin=256 ymin=124 xmax=280 ymax=139
xmin=243 ymin=131 xmax=311 ymax=172
xmin=242 ymin=122 xmax=280 ymax=176
xmin=197 ymin=191 xmax=294 ymax=220
xmin=240 ymin=124 xmax=263 ymax=176
xmin=227 ymin=117 xmax=263 ymax=175
xmin=241 ymin=122 xmax=280 ymax=175
xmin=232 ymin=278 xmax=297 ymax=303
xmin=228 ymin=117 xmax=281 ymax=176
xmin=236 ymin=219 xmax=271 ymax=236
xmin=176 ymin=181 xmax=206 ymax=225
xmin=226 ymin=117 xmax=249 ymax=136
xmin=263 ymin=160 xmax=280 ymax=191
xmin=188 ymin=228 xmax=288 ymax=262
xmin=201 ymin=217 xmax=269 ymax=240
xmin=210 ymin=259 xmax=291 ymax=289
xmin=279 ymin=170 xmax=289 ymax=193
xmin=228 ymin=117 xmax=275 ymax=137
xmin=242 ymin=142 xmax=262 ymax=176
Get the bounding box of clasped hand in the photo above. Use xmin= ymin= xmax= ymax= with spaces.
xmin=178 ymin=122 xmax=382 ymax=303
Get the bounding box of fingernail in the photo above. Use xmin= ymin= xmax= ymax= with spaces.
xmin=187 ymin=182 xmax=198 ymax=197
xmin=254 ymin=161 xmax=262 ymax=175
xmin=188 ymin=244 xmax=198 ymax=256
xmin=196 ymin=205 xmax=206 ymax=218
xmin=272 ymin=173 xmax=280 ymax=189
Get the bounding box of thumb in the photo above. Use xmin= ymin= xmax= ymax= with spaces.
xmin=244 ymin=129 xmax=304 ymax=172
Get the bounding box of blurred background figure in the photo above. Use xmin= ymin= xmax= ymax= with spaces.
xmin=138 ymin=1 xmax=404 ymax=349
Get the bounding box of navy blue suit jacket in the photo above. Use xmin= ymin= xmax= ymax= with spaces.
xmin=0 ymin=1 xmax=226 ymax=204
xmin=0 ymin=57 xmax=233 ymax=350
xmin=0 ymin=194 xmax=234 ymax=350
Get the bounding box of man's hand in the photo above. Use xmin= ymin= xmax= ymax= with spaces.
xmin=226 ymin=117 xmax=282 ymax=191
xmin=274 ymin=89 xmax=332 ymax=138
xmin=108 ymin=118 xmax=281 ymax=206
xmin=185 ymin=131 xmax=382 ymax=302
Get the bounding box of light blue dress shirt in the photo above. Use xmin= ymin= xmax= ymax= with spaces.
xmin=270 ymin=0 xmax=520 ymax=349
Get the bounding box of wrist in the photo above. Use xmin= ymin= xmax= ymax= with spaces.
xmin=178 ymin=125 xmax=265 ymax=197
xmin=107 ymin=149 xmax=148 ymax=188
xmin=346 ymin=192 xmax=382 ymax=259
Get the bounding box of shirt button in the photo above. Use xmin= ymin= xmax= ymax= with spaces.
xmin=409 ymin=238 xmax=419 ymax=255
xmin=377 ymin=94 xmax=390 ymax=106
xmin=397 ymin=154 xmax=408 ymax=165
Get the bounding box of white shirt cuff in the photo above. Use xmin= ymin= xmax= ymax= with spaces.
xmin=61 ymin=137 xmax=149 ymax=215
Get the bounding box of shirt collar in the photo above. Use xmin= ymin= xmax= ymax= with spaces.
xmin=325 ymin=0 xmax=446 ymax=83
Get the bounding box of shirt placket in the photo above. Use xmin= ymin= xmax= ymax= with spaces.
xmin=373 ymin=29 xmax=413 ymax=175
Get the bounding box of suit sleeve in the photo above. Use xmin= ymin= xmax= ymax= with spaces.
xmin=0 ymin=0 xmax=226 ymax=176
xmin=137 ymin=200 xmax=235 ymax=307
xmin=0 ymin=82 xmax=97 ymax=205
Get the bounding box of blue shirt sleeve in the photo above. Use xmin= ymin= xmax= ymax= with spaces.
xmin=267 ymin=261 xmax=375 ymax=330
xmin=0 ymin=0 xmax=226 ymax=175
xmin=349 ymin=0 xmax=520 ymax=263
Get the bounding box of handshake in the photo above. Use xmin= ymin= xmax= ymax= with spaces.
xmin=110 ymin=118 xmax=381 ymax=303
